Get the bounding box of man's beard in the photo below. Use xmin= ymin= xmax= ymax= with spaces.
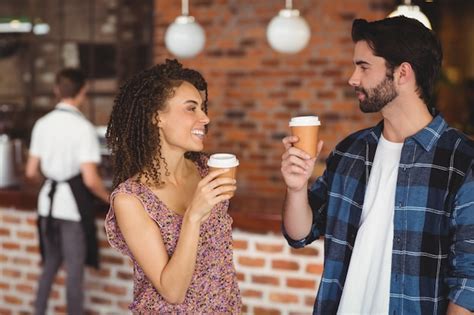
xmin=356 ymin=74 xmax=398 ymax=113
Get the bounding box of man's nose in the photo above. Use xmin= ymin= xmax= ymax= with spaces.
xmin=348 ymin=70 xmax=360 ymax=87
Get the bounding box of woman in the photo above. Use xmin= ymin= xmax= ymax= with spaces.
xmin=104 ymin=59 xmax=242 ymax=313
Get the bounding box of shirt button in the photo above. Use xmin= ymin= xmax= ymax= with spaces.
xmin=398 ymin=202 xmax=402 ymax=207
xmin=396 ymin=237 xmax=401 ymax=243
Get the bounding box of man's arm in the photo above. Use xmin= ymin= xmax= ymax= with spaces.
xmin=446 ymin=164 xmax=474 ymax=312
xmin=281 ymin=137 xmax=325 ymax=242
xmin=80 ymin=162 xmax=110 ymax=204
xmin=25 ymin=155 xmax=42 ymax=183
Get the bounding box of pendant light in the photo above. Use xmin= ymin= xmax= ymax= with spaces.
xmin=266 ymin=0 xmax=311 ymax=54
xmin=164 ymin=0 xmax=206 ymax=59
xmin=388 ymin=0 xmax=432 ymax=30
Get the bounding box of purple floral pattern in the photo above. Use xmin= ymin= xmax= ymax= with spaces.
xmin=104 ymin=154 xmax=242 ymax=314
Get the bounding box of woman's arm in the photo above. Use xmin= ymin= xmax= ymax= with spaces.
xmin=114 ymin=168 xmax=236 ymax=304
xmin=114 ymin=193 xmax=201 ymax=304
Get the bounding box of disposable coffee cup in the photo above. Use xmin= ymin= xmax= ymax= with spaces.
xmin=289 ymin=116 xmax=321 ymax=157
xmin=207 ymin=153 xmax=239 ymax=197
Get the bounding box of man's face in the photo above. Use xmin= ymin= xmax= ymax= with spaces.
xmin=349 ymin=41 xmax=398 ymax=113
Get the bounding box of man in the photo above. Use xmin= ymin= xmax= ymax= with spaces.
xmin=281 ymin=16 xmax=474 ymax=314
xmin=26 ymin=68 xmax=110 ymax=315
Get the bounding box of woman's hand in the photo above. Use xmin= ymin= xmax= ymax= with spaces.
xmin=281 ymin=136 xmax=323 ymax=192
xmin=185 ymin=168 xmax=236 ymax=223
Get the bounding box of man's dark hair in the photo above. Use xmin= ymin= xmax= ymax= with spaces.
xmin=55 ymin=68 xmax=87 ymax=99
xmin=106 ymin=59 xmax=208 ymax=189
xmin=352 ymin=16 xmax=442 ymax=111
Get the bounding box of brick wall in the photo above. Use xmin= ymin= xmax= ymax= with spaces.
xmin=153 ymin=0 xmax=393 ymax=198
xmin=0 ymin=207 xmax=323 ymax=314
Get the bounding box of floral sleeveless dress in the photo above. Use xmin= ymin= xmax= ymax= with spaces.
xmin=104 ymin=154 xmax=242 ymax=314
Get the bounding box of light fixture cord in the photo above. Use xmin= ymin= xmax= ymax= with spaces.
xmin=182 ymin=0 xmax=189 ymax=16
xmin=285 ymin=0 xmax=293 ymax=10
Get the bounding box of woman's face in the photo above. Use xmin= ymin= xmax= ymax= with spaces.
xmin=158 ymin=81 xmax=210 ymax=153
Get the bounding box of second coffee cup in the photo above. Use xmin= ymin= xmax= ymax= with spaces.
xmin=289 ymin=116 xmax=321 ymax=157
xmin=207 ymin=153 xmax=239 ymax=197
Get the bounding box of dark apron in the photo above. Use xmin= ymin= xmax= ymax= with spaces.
xmin=37 ymin=174 xmax=100 ymax=268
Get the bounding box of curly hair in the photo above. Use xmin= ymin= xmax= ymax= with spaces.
xmin=106 ymin=59 xmax=209 ymax=189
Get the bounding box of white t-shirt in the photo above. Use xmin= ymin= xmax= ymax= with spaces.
xmin=29 ymin=102 xmax=101 ymax=221
xmin=337 ymin=134 xmax=403 ymax=315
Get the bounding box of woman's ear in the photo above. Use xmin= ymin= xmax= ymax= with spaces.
xmin=152 ymin=113 xmax=162 ymax=127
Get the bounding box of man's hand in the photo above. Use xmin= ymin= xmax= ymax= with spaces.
xmin=447 ymin=302 xmax=473 ymax=315
xmin=281 ymin=136 xmax=323 ymax=192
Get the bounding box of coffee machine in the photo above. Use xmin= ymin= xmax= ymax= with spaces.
xmin=0 ymin=103 xmax=22 ymax=188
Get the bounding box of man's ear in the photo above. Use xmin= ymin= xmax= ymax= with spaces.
xmin=396 ymin=62 xmax=414 ymax=85
xmin=53 ymin=86 xmax=60 ymax=98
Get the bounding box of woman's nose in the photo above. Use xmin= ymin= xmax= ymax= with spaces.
xmin=200 ymin=111 xmax=210 ymax=125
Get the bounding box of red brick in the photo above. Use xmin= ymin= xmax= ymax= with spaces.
xmin=0 ymin=228 xmax=10 ymax=236
xmin=117 ymin=271 xmax=133 ymax=280
xmin=2 ymin=242 xmax=20 ymax=250
xmin=305 ymin=295 xmax=316 ymax=307
xmin=4 ymin=295 xmax=22 ymax=305
xmin=0 ymin=282 xmax=10 ymax=290
xmin=306 ymin=263 xmax=324 ymax=275
xmin=16 ymin=231 xmax=35 ymax=239
xmin=91 ymin=297 xmax=112 ymax=305
xmin=3 ymin=269 xmax=21 ymax=278
xmin=12 ymin=257 xmax=32 ymax=266
xmin=26 ymin=273 xmax=39 ymax=281
xmin=54 ymin=305 xmax=67 ymax=314
xmin=271 ymin=260 xmax=299 ymax=271
xmin=287 ymin=278 xmax=316 ymax=289
xmin=252 ymin=275 xmax=279 ymax=286
xmin=104 ymin=284 xmax=127 ymax=295
xmin=25 ymin=245 xmax=40 ymax=254
xmin=241 ymin=289 xmax=263 ymax=298
xmin=254 ymin=307 xmax=281 ymax=315
xmin=269 ymin=292 xmax=298 ymax=304
xmin=232 ymin=239 xmax=248 ymax=250
xmin=255 ymin=243 xmax=284 ymax=253
xmin=2 ymin=215 xmax=21 ymax=224
xmin=101 ymin=255 xmax=124 ymax=264
xmin=290 ymin=247 xmax=319 ymax=256
xmin=0 ymin=307 xmax=12 ymax=315
xmin=238 ymin=256 xmax=265 ymax=267
xmin=16 ymin=284 xmax=34 ymax=294
xmin=236 ymin=272 xmax=245 ymax=282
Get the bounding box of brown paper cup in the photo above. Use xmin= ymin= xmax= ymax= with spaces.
xmin=289 ymin=116 xmax=321 ymax=158
xmin=209 ymin=166 xmax=237 ymax=197
xmin=208 ymin=153 xmax=239 ymax=198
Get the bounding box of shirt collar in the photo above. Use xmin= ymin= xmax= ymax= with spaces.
xmin=55 ymin=102 xmax=84 ymax=116
xmin=365 ymin=114 xmax=447 ymax=152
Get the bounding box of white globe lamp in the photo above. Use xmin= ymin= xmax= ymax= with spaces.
xmin=266 ymin=0 xmax=311 ymax=54
xmin=388 ymin=0 xmax=432 ymax=30
xmin=164 ymin=0 xmax=206 ymax=59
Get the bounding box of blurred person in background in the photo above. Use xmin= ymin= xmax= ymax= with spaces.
xmin=26 ymin=68 xmax=110 ymax=315
xmin=280 ymin=16 xmax=474 ymax=314
xmin=104 ymin=59 xmax=241 ymax=313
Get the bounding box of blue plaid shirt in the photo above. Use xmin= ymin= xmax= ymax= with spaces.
xmin=284 ymin=115 xmax=474 ymax=314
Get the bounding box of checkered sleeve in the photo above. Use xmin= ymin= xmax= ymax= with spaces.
xmin=446 ymin=162 xmax=474 ymax=311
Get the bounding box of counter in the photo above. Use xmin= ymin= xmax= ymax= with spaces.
xmin=0 ymin=181 xmax=282 ymax=233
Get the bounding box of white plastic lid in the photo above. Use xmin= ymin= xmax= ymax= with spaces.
xmin=207 ymin=153 xmax=239 ymax=168
xmin=289 ymin=116 xmax=321 ymax=127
